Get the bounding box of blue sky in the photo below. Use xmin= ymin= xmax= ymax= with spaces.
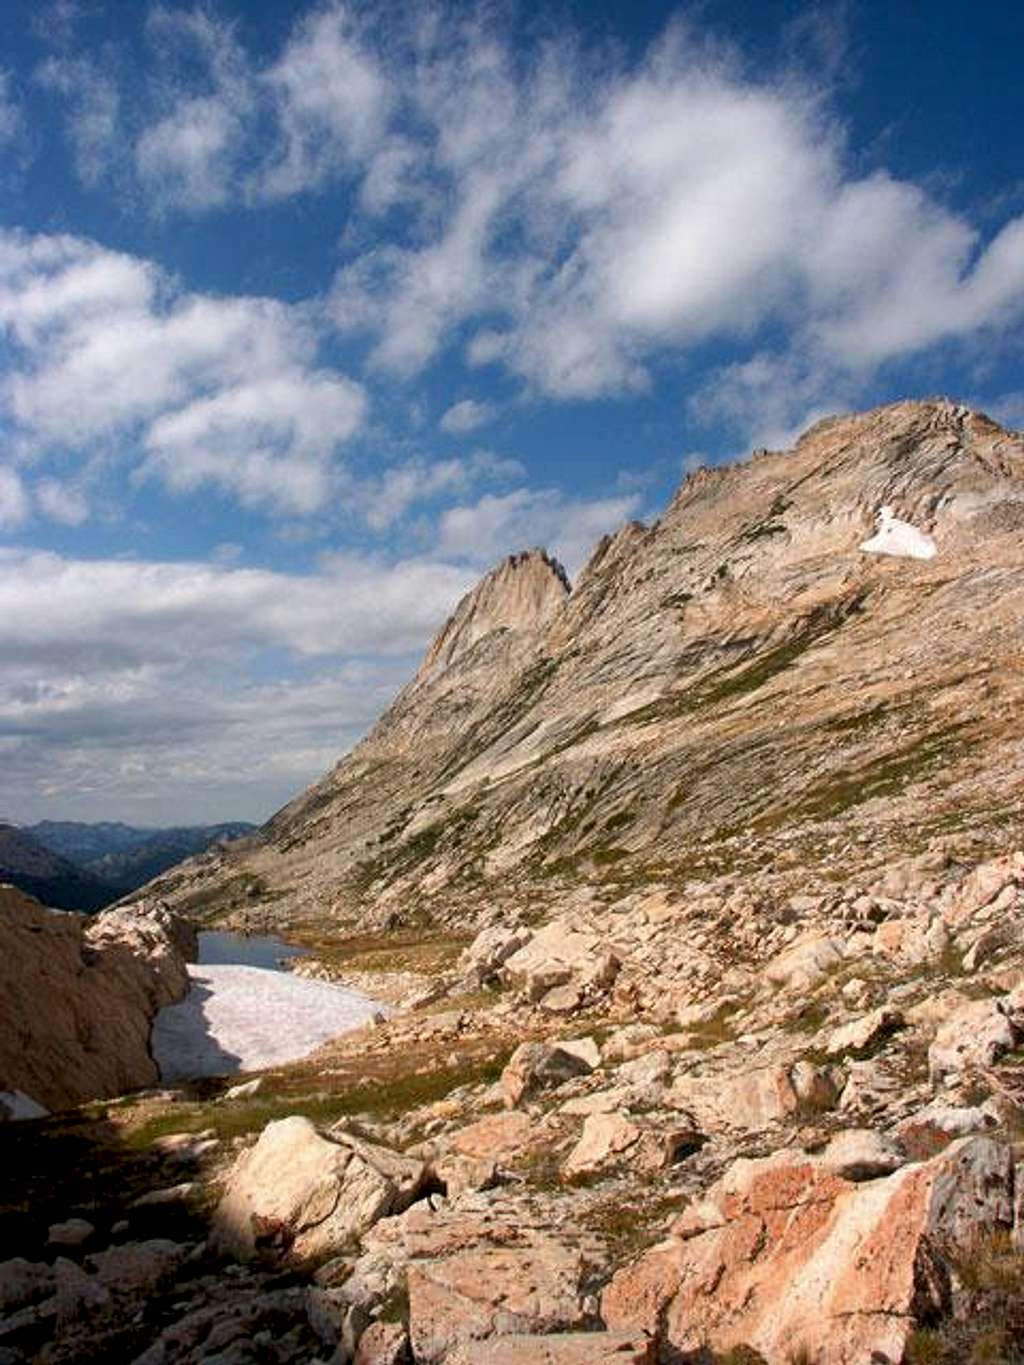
xmin=0 ymin=0 xmax=1021 ymax=824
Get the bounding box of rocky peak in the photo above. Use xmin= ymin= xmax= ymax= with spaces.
xmin=417 ymin=547 xmax=570 ymax=682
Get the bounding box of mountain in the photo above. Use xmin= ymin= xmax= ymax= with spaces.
xmin=4 ymin=821 xmax=257 ymax=910
xmin=79 ymin=823 xmax=256 ymax=892
xmin=0 ymin=825 xmax=113 ymax=913
xmin=27 ymin=821 xmax=164 ymax=866
xmin=132 ymin=399 xmax=1024 ymax=933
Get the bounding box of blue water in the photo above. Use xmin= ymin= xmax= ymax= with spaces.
xmin=197 ymin=930 xmax=309 ymax=971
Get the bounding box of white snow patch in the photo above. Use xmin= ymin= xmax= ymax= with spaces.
xmin=860 ymin=506 xmax=937 ymax=560
xmin=151 ymin=963 xmax=384 ymax=1081
xmin=0 ymin=1090 xmax=49 ymax=1121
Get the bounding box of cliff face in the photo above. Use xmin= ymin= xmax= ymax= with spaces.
xmin=136 ymin=399 xmax=1024 ymax=933
xmin=0 ymin=887 xmax=197 ymax=1112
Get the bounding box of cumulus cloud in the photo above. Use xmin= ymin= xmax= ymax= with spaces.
xmin=142 ymin=370 xmax=367 ymax=514
xmin=439 ymin=399 xmax=494 ymax=435
xmin=135 ymin=6 xmax=253 ymax=213
xmin=38 ymin=5 xmax=1024 ymax=425
xmin=258 ymin=2 xmax=389 ymax=199
xmin=0 ymin=229 xmax=367 ymax=514
xmin=0 ymin=547 xmax=477 ymax=821
xmin=359 ymin=450 xmax=523 ymax=530
xmin=0 ymin=468 xmax=29 ymax=527
xmin=437 ymin=488 xmax=642 ymax=577
xmin=36 ymin=56 xmax=119 ymax=187
xmin=34 ymin=477 xmax=89 ymax=525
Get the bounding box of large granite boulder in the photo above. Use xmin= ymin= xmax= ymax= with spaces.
xmin=0 ymin=885 xmax=196 ymax=1111
xmin=212 ymin=1116 xmax=428 ymax=1262
xmin=603 ymin=1135 xmax=1014 ymax=1364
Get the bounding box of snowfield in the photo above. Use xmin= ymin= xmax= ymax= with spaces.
xmin=861 ymin=505 xmax=938 ymax=559
xmin=151 ymin=963 xmax=383 ymax=1080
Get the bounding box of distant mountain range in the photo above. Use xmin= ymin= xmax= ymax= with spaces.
xmin=0 ymin=820 xmax=255 ymax=913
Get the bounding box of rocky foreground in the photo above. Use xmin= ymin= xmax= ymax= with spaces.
xmin=5 ymin=398 xmax=1024 ymax=1363
xmin=4 ymin=845 xmax=1024 ymax=1363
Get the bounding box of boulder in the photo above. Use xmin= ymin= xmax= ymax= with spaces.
xmin=563 ymin=1113 xmax=703 ymax=1179
xmin=0 ymin=886 xmax=196 ymax=1110
xmin=671 ymin=1062 xmax=838 ymax=1133
xmin=354 ymin=1321 xmax=411 ymax=1364
xmin=825 ymin=1006 xmax=904 ymax=1059
xmin=407 ymin=1240 xmax=591 ymax=1364
xmin=446 ymin=1111 xmax=534 ymax=1164
xmin=603 ymin=1136 xmax=1014 ymax=1364
xmin=461 ymin=926 xmax=533 ymax=986
xmin=502 ymin=920 xmax=620 ymax=1005
xmin=212 ymin=1117 xmax=427 ymax=1261
xmin=501 ymin=1042 xmax=595 ymax=1108
xmin=819 ymin=1129 xmax=904 ymax=1181
xmin=928 ymin=998 xmax=1016 ymax=1082
xmin=47 ymin=1219 xmax=95 ymax=1251
xmin=895 ymin=1102 xmax=996 ymax=1158
xmin=0 ymin=1259 xmax=53 ymax=1313
xmin=763 ymin=934 xmax=843 ymax=991
xmin=445 ymin=1331 xmax=654 ymax=1363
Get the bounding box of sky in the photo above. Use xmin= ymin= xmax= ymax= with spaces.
xmin=0 ymin=0 xmax=1022 ymax=826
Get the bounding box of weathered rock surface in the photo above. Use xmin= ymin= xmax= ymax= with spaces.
xmin=603 ymin=1136 xmax=1014 ymax=1364
xmin=446 ymin=1331 xmax=654 ymax=1363
xmin=212 ymin=1116 xmax=427 ymax=1261
xmin=407 ymin=1239 xmax=592 ymax=1363
xmin=132 ymin=401 xmax=1024 ymax=941
xmin=501 ymin=1041 xmax=596 ymax=1108
xmin=0 ymin=885 xmax=196 ymax=1110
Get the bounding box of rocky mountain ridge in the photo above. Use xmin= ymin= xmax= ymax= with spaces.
xmin=138 ymin=398 xmax=1024 ymax=937
xmin=7 ymin=396 xmax=1024 ymax=1365
xmin=0 ymin=825 xmax=113 ymax=914
xmin=0 ymin=822 xmax=257 ymax=912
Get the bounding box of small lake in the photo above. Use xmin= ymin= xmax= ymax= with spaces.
xmin=197 ymin=930 xmax=310 ymax=971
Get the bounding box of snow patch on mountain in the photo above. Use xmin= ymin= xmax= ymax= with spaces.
xmin=860 ymin=506 xmax=938 ymax=560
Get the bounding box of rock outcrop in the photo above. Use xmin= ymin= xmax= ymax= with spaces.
xmin=129 ymin=399 xmax=1024 ymax=941
xmin=212 ymin=1117 xmax=428 ymax=1261
xmin=0 ymin=885 xmax=196 ymax=1111
xmin=603 ymin=1135 xmax=1016 ymax=1363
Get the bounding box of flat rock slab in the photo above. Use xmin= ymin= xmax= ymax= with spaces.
xmin=152 ymin=963 xmax=382 ymax=1079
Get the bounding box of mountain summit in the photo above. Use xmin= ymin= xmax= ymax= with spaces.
xmin=136 ymin=399 xmax=1024 ymax=933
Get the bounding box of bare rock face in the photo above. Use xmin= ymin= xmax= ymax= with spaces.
xmin=0 ymin=885 xmax=196 ymax=1111
xmin=501 ymin=1041 xmax=596 ymax=1108
xmin=603 ymin=1135 xmax=1015 ymax=1364
xmin=407 ymin=1239 xmax=592 ymax=1364
xmin=212 ymin=1117 xmax=428 ymax=1262
xmin=417 ymin=549 xmax=570 ymax=682
xmin=445 ymin=1331 xmax=654 ymax=1363
xmin=133 ymin=399 xmax=1024 ymax=938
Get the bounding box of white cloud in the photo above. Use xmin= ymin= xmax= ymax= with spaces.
xmin=36 ymin=56 xmax=119 ymax=187
xmin=258 ymin=2 xmax=389 ymax=199
xmin=0 ymin=546 xmax=478 ymax=821
xmin=437 ymin=488 xmax=642 ymax=577
xmin=34 ymin=477 xmax=89 ymax=525
xmin=142 ymin=370 xmax=366 ymax=514
xmin=0 ymin=229 xmax=366 ymax=514
xmin=0 ymin=468 xmax=28 ymax=527
xmin=439 ymin=399 xmax=494 ymax=434
xmin=136 ymin=94 xmax=241 ymax=211
xmin=135 ymin=6 xmax=253 ymax=213
xmin=38 ymin=6 xmax=1024 ymax=418
xmin=359 ymin=450 xmax=523 ymax=531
